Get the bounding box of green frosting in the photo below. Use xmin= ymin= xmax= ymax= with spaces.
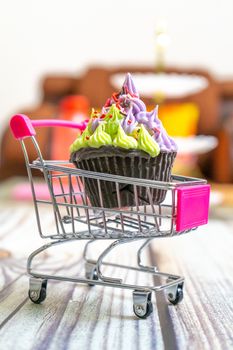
xmin=113 ymin=125 xmax=138 ymax=149
xmin=105 ymin=104 xmax=123 ymax=139
xmin=70 ymin=102 xmax=161 ymax=157
xmin=137 ymin=124 xmax=160 ymax=157
xmin=88 ymin=123 xmax=112 ymax=148
xmin=70 ymin=127 xmax=92 ymax=153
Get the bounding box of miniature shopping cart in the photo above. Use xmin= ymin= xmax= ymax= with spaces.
xmin=10 ymin=114 xmax=210 ymax=319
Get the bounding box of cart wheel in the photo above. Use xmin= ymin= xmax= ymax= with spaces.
xmin=133 ymin=300 xmax=153 ymax=319
xmin=166 ymin=282 xmax=184 ymax=305
xmin=28 ymin=278 xmax=47 ymax=304
xmin=133 ymin=290 xmax=153 ymax=319
xmin=85 ymin=265 xmax=98 ymax=287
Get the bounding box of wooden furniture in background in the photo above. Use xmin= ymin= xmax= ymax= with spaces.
xmin=0 ymin=66 xmax=232 ymax=182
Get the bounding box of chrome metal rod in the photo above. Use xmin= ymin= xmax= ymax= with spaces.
xmin=27 ymin=240 xmax=184 ymax=293
xmin=95 ymin=238 xmax=142 ymax=284
xmin=137 ymin=238 xmax=159 ymax=272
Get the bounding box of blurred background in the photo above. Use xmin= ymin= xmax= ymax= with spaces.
xmin=0 ymin=0 xmax=233 ymax=210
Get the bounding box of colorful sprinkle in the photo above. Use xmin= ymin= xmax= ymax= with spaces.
xmin=153 ymin=127 xmax=160 ymax=133
xmin=116 ymin=102 xmax=123 ymax=111
xmin=112 ymin=92 xmax=119 ymax=102
xmin=104 ymin=98 xmax=111 ymax=107
xmin=124 ymin=86 xmax=129 ymax=94
xmin=123 ymin=85 xmax=137 ymax=98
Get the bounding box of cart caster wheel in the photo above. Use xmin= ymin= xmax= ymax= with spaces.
xmin=28 ymin=278 xmax=47 ymax=304
xmin=166 ymin=280 xmax=184 ymax=305
xmin=168 ymin=287 xmax=183 ymax=305
xmin=85 ymin=263 xmax=98 ymax=287
xmin=133 ymin=290 xmax=153 ymax=319
xmin=133 ymin=300 xmax=153 ymax=319
xmin=29 ymin=287 xmax=47 ymax=304
xmin=87 ymin=269 xmax=98 ymax=287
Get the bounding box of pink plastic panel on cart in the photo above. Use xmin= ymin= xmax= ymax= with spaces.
xmin=176 ymin=184 xmax=210 ymax=232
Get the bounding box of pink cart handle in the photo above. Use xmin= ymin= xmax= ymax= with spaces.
xmin=10 ymin=114 xmax=88 ymax=140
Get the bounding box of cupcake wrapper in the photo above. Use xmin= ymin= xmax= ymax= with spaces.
xmin=71 ymin=148 xmax=176 ymax=208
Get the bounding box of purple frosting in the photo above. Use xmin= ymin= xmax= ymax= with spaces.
xmin=105 ymin=73 xmax=146 ymax=116
xmin=148 ymin=106 xmax=177 ymax=151
xmin=121 ymin=108 xmax=137 ymax=134
xmin=89 ymin=73 xmax=177 ymax=152
xmin=118 ymin=95 xmax=132 ymax=113
xmin=122 ymin=73 xmax=139 ymax=97
xmin=136 ymin=111 xmax=148 ymax=123
xmin=131 ymin=97 xmax=146 ymax=115
xmin=146 ymin=105 xmax=159 ymax=129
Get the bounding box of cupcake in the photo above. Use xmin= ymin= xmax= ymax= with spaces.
xmin=70 ymin=73 xmax=177 ymax=208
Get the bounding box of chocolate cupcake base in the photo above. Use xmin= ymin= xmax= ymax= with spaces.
xmin=71 ymin=147 xmax=176 ymax=208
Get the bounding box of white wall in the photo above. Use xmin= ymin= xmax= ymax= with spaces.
xmin=0 ymin=0 xmax=233 ymax=125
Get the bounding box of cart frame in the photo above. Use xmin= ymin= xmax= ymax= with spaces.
xmin=10 ymin=114 xmax=210 ymax=318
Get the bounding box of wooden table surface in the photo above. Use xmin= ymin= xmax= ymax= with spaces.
xmin=0 ymin=202 xmax=233 ymax=350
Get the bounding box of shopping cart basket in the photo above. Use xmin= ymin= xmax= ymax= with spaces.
xmin=10 ymin=114 xmax=210 ymax=319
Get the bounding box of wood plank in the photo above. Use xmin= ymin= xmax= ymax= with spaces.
xmin=0 ymin=203 xmax=233 ymax=349
xmin=0 ymin=206 xmax=164 ymax=349
xmin=0 ymin=206 xmax=54 ymax=293
xmin=150 ymin=220 xmax=233 ymax=350
xmin=0 ymin=238 xmax=164 ymax=350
